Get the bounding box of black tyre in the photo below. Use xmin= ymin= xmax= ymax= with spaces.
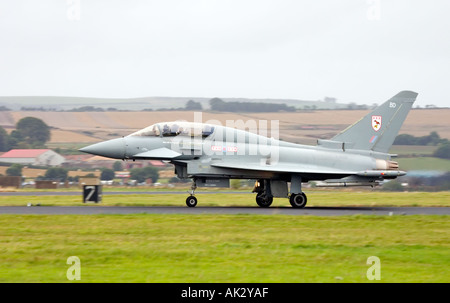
xmin=289 ymin=193 xmax=307 ymax=208
xmin=186 ymin=196 xmax=198 ymax=207
xmin=256 ymin=193 xmax=273 ymax=208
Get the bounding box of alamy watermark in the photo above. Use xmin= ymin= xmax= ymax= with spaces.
xmin=366 ymin=256 xmax=381 ymax=280
xmin=366 ymin=0 xmax=381 ymax=21
xmin=63 ymin=256 xmax=380 ymax=281
xmin=67 ymin=0 xmax=81 ymax=21
xmin=66 ymin=256 xmax=81 ymax=281
xmin=166 ymin=112 xmax=280 ymax=164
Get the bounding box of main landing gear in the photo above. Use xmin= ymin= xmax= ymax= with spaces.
xmin=254 ymin=191 xmax=307 ymax=208
xmin=253 ymin=180 xmax=273 ymax=208
xmin=253 ymin=177 xmax=308 ymax=209
xmin=255 ymin=192 xmax=273 ymax=208
xmin=289 ymin=192 xmax=307 ymax=208
xmin=288 ymin=175 xmax=307 ymax=208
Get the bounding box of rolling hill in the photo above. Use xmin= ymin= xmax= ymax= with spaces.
xmin=0 ymin=96 xmax=348 ymax=111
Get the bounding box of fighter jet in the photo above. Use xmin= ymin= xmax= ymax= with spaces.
xmin=79 ymin=91 xmax=417 ymax=208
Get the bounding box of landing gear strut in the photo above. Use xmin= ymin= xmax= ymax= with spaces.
xmin=186 ymin=179 xmax=198 ymax=207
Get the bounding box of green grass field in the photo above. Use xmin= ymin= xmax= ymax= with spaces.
xmin=0 ymin=214 xmax=448 ymax=283
xmin=0 ymin=191 xmax=448 ymax=283
xmin=389 ymin=145 xmax=438 ymax=156
xmin=387 ymin=145 xmax=450 ymax=171
xmin=397 ymin=157 xmax=450 ymax=171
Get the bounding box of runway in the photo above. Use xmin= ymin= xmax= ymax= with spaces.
xmin=0 ymin=205 xmax=448 ymax=216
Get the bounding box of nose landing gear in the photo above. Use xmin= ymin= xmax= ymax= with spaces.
xmin=186 ymin=196 xmax=198 ymax=207
xmin=186 ymin=179 xmax=198 ymax=207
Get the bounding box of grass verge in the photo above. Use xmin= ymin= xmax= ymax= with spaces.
xmin=0 ymin=191 xmax=449 ymax=207
xmin=0 ymin=214 xmax=448 ymax=282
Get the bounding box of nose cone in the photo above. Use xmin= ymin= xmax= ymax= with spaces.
xmin=79 ymin=138 xmax=125 ymax=159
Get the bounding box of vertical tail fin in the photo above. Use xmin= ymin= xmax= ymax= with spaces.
xmin=330 ymin=91 xmax=418 ymax=153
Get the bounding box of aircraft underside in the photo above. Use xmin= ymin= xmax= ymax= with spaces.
xmin=183 ymin=176 xmax=309 ymax=208
xmin=173 ymin=161 xmax=384 ymax=208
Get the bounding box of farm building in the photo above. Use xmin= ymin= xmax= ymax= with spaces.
xmin=0 ymin=149 xmax=65 ymax=166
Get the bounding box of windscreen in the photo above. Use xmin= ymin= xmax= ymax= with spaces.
xmin=129 ymin=122 xmax=215 ymax=138
xmin=128 ymin=124 xmax=161 ymax=137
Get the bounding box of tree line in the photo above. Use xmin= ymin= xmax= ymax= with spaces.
xmin=209 ymin=98 xmax=296 ymax=113
xmin=0 ymin=117 xmax=50 ymax=151
xmin=5 ymin=98 xmax=297 ymax=113
xmin=393 ymin=131 xmax=450 ymax=160
xmin=393 ymin=131 xmax=447 ymax=146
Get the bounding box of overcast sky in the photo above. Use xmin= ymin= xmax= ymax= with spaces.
xmin=1 ymin=0 xmax=449 ymax=107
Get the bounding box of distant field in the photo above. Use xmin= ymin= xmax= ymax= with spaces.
xmin=0 ymin=214 xmax=448 ymax=282
xmin=50 ymin=130 xmax=99 ymax=143
xmin=397 ymin=157 xmax=450 ymax=171
xmin=2 ymin=109 xmax=449 ymax=144
xmin=389 ymin=145 xmax=438 ymax=156
xmin=0 ymin=167 xmax=46 ymax=178
xmin=388 ymin=146 xmax=450 ymax=171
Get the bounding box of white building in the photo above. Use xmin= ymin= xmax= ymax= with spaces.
xmin=0 ymin=149 xmax=65 ymax=166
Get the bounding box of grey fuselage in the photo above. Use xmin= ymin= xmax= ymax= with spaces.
xmin=82 ymin=123 xmax=396 ymax=182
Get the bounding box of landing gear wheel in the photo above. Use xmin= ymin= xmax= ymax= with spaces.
xmin=186 ymin=196 xmax=198 ymax=208
xmin=289 ymin=193 xmax=307 ymax=208
xmin=256 ymin=193 xmax=273 ymax=208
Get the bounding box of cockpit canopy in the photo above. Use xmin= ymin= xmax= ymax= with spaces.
xmin=128 ymin=122 xmax=215 ymax=138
